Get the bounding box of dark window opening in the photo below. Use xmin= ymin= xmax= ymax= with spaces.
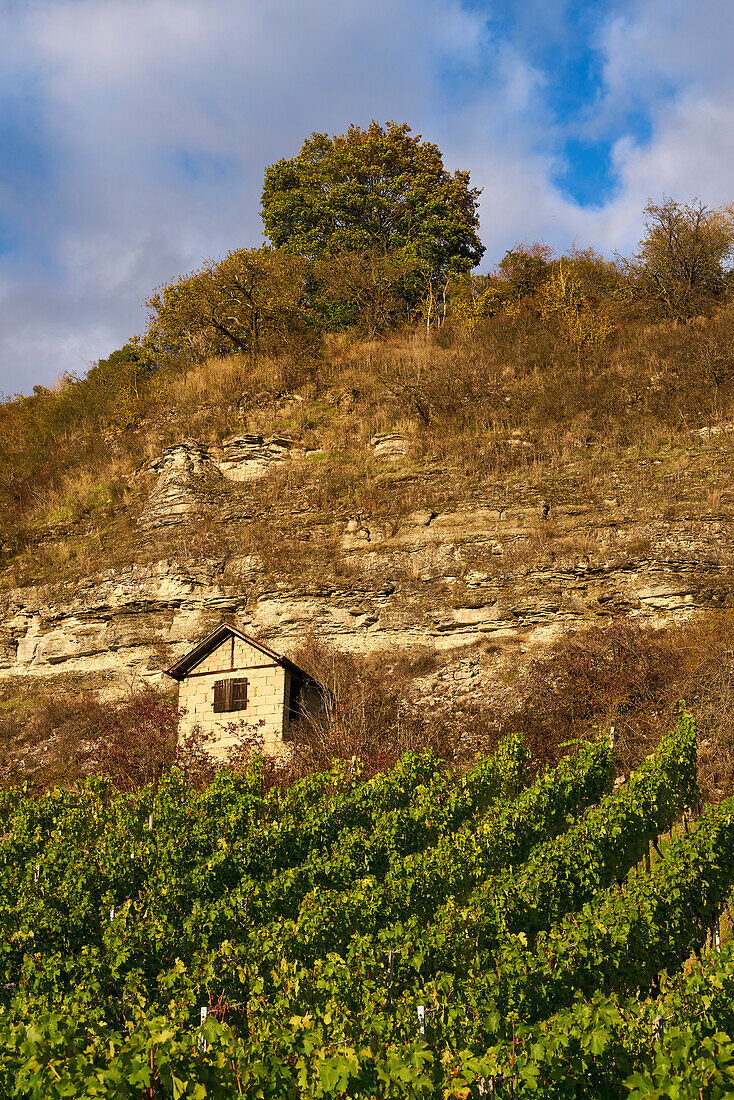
xmin=288 ymin=678 xmax=301 ymax=718
xmin=284 ymin=677 xmax=303 ymax=742
xmin=213 ymin=677 xmax=248 ymax=713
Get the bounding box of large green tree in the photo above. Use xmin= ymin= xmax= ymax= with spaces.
xmin=260 ymin=121 xmax=485 ymax=283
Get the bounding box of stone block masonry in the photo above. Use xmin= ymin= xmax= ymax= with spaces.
xmin=176 ymin=634 xmax=288 ymax=760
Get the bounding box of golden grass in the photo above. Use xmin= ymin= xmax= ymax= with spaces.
xmin=4 ymin=300 xmax=734 ymax=590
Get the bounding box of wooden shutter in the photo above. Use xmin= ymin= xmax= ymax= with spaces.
xmin=213 ymin=679 xmax=234 ymax=712
xmin=213 ymin=680 xmax=225 ymax=712
xmin=231 ymin=678 xmax=248 ymax=711
xmin=214 ymin=678 xmax=244 ymax=712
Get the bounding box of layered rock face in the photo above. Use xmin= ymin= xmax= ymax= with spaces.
xmin=213 ymin=435 xmax=302 ymax=482
xmin=139 ymin=437 xmax=304 ymax=529
xmin=370 ymin=433 xmax=410 ymax=461
xmin=2 ymin=492 xmax=733 ymax=691
xmin=140 ymin=442 xmax=222 ymax=529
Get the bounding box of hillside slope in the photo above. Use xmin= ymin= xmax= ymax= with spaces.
xmin=2 ymin=305 xmax=734 ymax=698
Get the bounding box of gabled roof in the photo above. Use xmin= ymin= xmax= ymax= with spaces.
xmin=164 ymin=623 xmax=320 ymax=685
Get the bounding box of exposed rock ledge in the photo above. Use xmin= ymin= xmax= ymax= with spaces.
xmin=0 ymin=540 xmax=732 ymax=693
xmin=139 ymin=437 xmax=305 ymax=529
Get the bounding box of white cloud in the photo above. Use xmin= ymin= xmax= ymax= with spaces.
xmin=0 ymin=0 xmax=493 ymax=389
xmin=463 ymin=0 xmax=734 ymax=265
xmin=0 ymin=0 xmax=733 ymax=391
xmin=602 ymin=0 xmax=734 ymax=101
xmin=579 ymin=0 xmax=734 ymax=249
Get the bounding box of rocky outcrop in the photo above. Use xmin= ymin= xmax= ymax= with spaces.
xmin=370 ymin=432 xmax=410 ymax=461
xmin=1 ymin=504 xmax=733 ymax=692
xmin=139 ymin=442 xmax=224 ymax=529
xmin=139 ymin=435 xmax=303 ymax=528
xmin=212 ymin=435 xmax=302 ymax=482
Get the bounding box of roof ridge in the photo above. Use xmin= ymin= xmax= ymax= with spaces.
xmin=163 ymin=623 xmax=317 ymax=683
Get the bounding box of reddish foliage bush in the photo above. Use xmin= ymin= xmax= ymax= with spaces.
xmin=94 ymin=688 xmax=179 ymax=791
xmin=96 ymin=690 xmax=270 ymax=791
xmin=0 ymin=686 xmax=216 ymax=792
xmin=502 ymin=619 xmax=682 ymax=773
xmin=283 ymin=635 xmax=459 ymax=780
xmin=491 ymin=613 xmax=734 ymax=798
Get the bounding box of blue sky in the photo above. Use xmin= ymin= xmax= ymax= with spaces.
xmin=0 ymin=0 xmax=732 ymax=392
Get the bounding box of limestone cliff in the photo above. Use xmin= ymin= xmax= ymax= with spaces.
xmin=2 ymin=434 xmax=732 ymax=694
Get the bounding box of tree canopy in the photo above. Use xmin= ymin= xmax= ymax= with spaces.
xmin=142 ymin=248 xmax=312 ymax=364
xmin=260 ymin=121 xmax=485 ymax=280
xmin=629 ymin=198 xmax=734 ymax=319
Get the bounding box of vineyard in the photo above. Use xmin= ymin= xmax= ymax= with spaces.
xmin=2 ymin=711 xmax=733 ymax=1098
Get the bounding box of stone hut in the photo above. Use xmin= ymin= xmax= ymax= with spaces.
xmin=164 ymin=624 xmax=323 ymax=759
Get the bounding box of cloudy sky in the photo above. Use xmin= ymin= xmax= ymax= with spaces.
xmin=1 ymin=0 xmax=733 ymax=393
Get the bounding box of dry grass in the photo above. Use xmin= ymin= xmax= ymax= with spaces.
xmin=4 ymin=298 xmax=734 ymax=591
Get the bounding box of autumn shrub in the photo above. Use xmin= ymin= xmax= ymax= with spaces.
xmin=92 ymin=687 xmax=266 ymax=791
xmin=93 ymin=687 xmax=182 ymax=792
xmin=489 ymin=613 xmax=734 ymax=798
xmin=0 ymin=686 xmax=215 ymax=792
xmin=673 ymin=614 xmax=734 ymax=798
xmin=283 ymin=635 xmax=461 ymax=779
xmin=495 ymin=619 xmax=682 ymax=776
